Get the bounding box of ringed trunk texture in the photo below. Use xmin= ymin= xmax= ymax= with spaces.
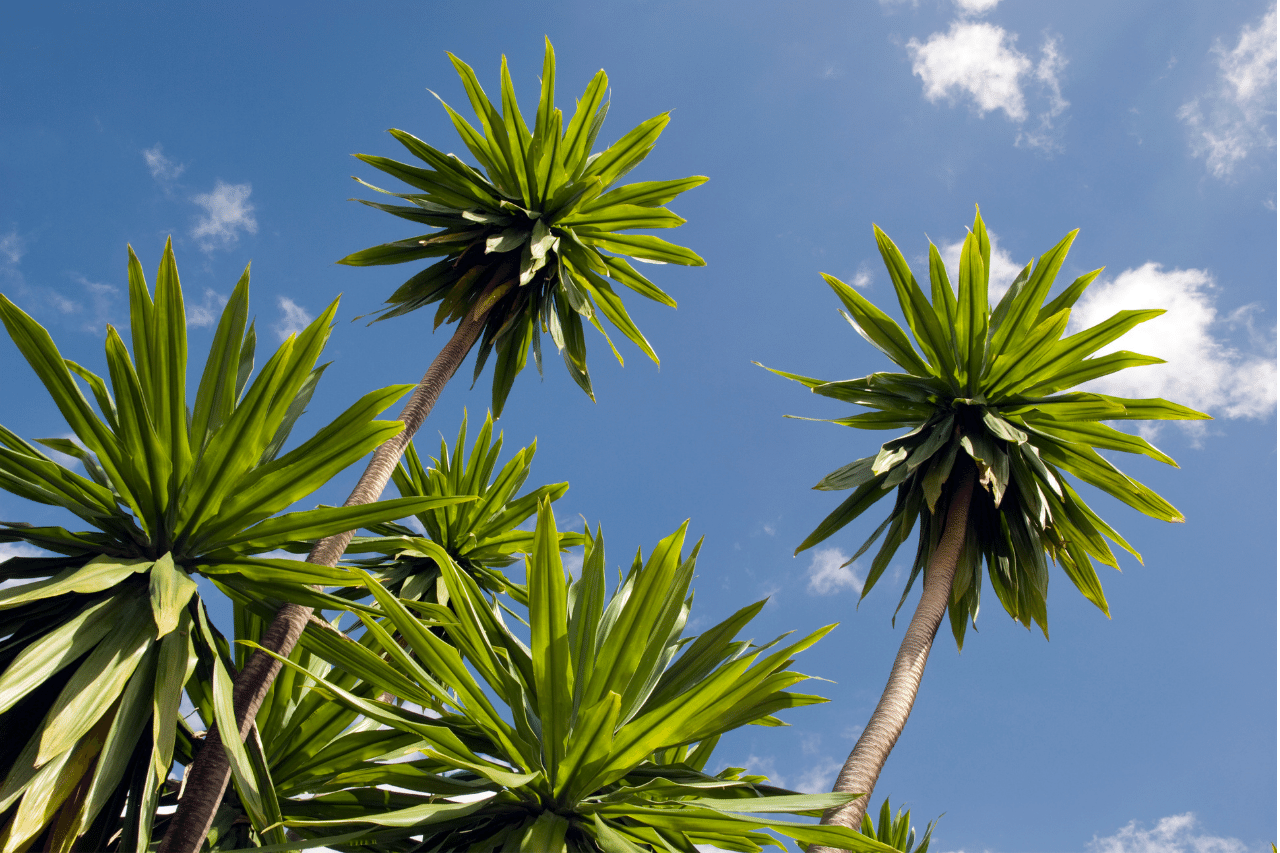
xmin=160 ymin=302 xmax=492 ymax=853
xmin=814 ymin=466 xmax=975 ymax=846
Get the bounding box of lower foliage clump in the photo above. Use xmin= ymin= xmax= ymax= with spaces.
xmin=246 ymin=505 xmax=898 ymax=853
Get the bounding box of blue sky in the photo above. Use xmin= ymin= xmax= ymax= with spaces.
xmin=0 ymin=2 xmax=1275 ymax=851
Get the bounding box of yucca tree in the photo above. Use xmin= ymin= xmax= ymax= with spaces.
xmin=248 ymin=504 xmax=898 ymax=853
xmin=337 ymin=409 xmax=585 ymax=608
xmin=171 ymin=40 xmax=706 ymax=850
xmin=0 ymin=242 xmax=463 ymax=853
xmin=344 ymin=37 xmax=706 ymax=416
xmin=765 ymin=208 xmax=1208 ymax=835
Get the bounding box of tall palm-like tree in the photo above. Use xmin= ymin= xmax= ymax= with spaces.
xmin=764 ymin=208 xmax=1208 ymax=836
xmin=0 ymin=242 xmax=459 ymax=853
xmin=169 ymin=38 xmax=705 ymax=851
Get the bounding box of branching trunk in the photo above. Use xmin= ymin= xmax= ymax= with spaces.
xmin=813 ymin=466 xmax=975 ymax=847
xmin=160 ymin=299 xmax=495 ymax=853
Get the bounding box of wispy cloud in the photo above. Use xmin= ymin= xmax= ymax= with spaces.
xmin=954 ymin=0 xmax=1000 ymax=15
xmin=1069 ymin=262 xmax=1276 ymax=424
xmin=0 ymin=543 xmax=47 ymax=590
xmin=1086 ymin=813 xmax=1252 ymax=853
xmin=906 ymin=21 xmax=1069 ymax=150
xmin=790 ymin=755 xmax=843 ymax=795
xmin=143 ymin=143 xmax=185 ymax=183
xmin=939 ymin=229 xmax=1025 ymax=300
xmin=0 ymin=231 xmax=24 ymax=267
xmin=1178 ymin=5 xmax=1277 ymax=178
xmin=42 ymin=275 xmax=120 ymax=332
xmin=273 ymin=296 xmax=313 ymax=341
xmin=734 ymin=751 xmax=842 ymax=796
xmin=741 ymin=754 xmax=785 ymax=787
xmin=806 ymin=547 xmax=863 ymax=595
xmin=192 ymin=180 xmax=258 ymax=252
xmin=0 ymin=542 xmax=45 ymax=562
xmin=1017 ymin=36 xmax=1070 ymax=151
xmin=850 ymin=261 xmax=875 ymax=289
xmin=563 ymin=551 xmax=585 ymax=579
xmin=1 ymin=230 xmax=28 ymax=296
xmin=186 ymin=288 xmax=228 ymax=328
xmin=39 ymin=433 xmax=83 ymax=471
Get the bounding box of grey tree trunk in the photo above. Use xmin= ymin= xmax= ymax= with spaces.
xmin=813 ymin=466 xmax=975 ymax=846
xmin=160 ymin=302 xmax=493 ymax=853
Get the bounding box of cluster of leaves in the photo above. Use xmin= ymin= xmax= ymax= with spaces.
xmin=858 ymin=798 xmax=937 ymax=853
xmin=342 ymin=37 xmax=706 ymax=414
xmin=251 ymin=504 xmax=898 ymax=853
xmin=0 ymin=244 xmax=465 ymax=852
xmin=335 ymin=409 xmax=584 ymax=607
xmin=768 ymin=208 xmax=1207 ymax=646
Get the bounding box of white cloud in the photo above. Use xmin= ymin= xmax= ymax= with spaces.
xmin=939 ymin=229 xmax=1026 ymax=301
xmin=49 ymin=291 xmax=80 ymax=315
xmin=806 ymin=547 xmax=863 ymax=595
xmin=955 ymin=0 xmax=1000 ymax=15
xmin=790 ymin=755 xmax=843 ymax=795
xmin=563 ymin=551 xmax=584 ymax=579
xmin=1017 ymin=36 xmax=1071 ymax=152
xmin=1068 ymin=262 xmax=1276 ymax=421
xmin=741 ymin=753 xmax=785 ymax=787
xmin=0 ymin=543 xmax=48 ymax=590
xmin=1178 ymin=5 xmax=1277 ymax=178
xmin=45 ymin=275 xmax=119 ymax=332
xmin=909 ymin=22 xmax=1030 ymax=120
xmin=191 ymin=180 xmax=257 ymax=252
xmin=0 ymin=543 xmax=46 ymax=562
xmin=70 ymin=274 xmax=120 ymax=333
xmin=273 ymin=296 xmax=313 ymax=341
xmin=907 ymin=22 xmax=1069 ymax=149
xmin=186 ymin=288 xmax=228 ymax=328
xmin=850 ymin=261 xmax=875 ymax=289
xmin=39 ymin=434 xmax=83 ymax=471
xmin=1086 ymin=813 xmax=1252 ymax=853
xmin=0 ymin=231 xmax=24 ymax=266
xmin=142 ymin=144 xmax=185 ymax=183
xmin=731 ymin=751 xmax=842 ymax=796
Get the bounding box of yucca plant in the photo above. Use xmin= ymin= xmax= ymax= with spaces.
xmin=344 ymin=36 xmax=706 ymax=415
xmin=766 ymin=208 xmax=1208 ymax=834
xmin=857 ymin=798 xmax=937 ymax=853
xmin=0 ymin=242 xmax=465 ymax=853
xmin=248 ymin=504 xmax=897 ymax=853
xmin=173 ymin=40 xmax=707 ymax=849
xmin=337 ymin=409 xmax=585 ymax=607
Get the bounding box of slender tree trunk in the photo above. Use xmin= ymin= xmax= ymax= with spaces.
xmin=813 ymin=466 xmax=975 ymax=848
xmin=160 ymin=298 xmax=495 ymax=853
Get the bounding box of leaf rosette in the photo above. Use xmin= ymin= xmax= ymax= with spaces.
xmin=249 ymin=505 xmax=897 ymax=853
xmin=343 ymin=37 xmax=707 ymax=415
xmin=766 ymin=207 xmax=1210 ymax=646
xmin=0 ymin=242 xmax=469 ymax=852
xmin=333 ymin=409 xmax=585 ymax=608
